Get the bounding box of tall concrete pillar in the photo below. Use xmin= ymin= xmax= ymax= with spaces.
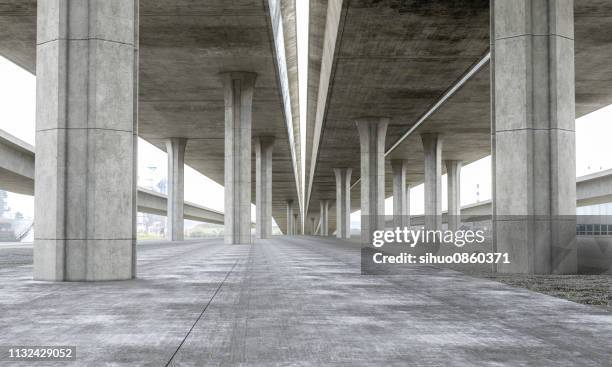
xmin=421 ymin=133 xmax=443 ymax=230
xmin=491 ymin=0 xmax=577 ymax=274
xmin=166 ymin=138 xmax=187 ymax=241
xmin=356 ymin=118 xmax=389 ymax=242
xmin=445 ymin=160 xmax=462 ymax=231
xmin=222 ymin=72 xmax=256 ymax=245
xmin=286 ymin=200 xmax=294 ymax=235
xmin=319 ymin=200 xmax=329 ymax=236
xmin=310 ymin=217 xmax=317 ymax=235
xmin=293 ymin=214 xmax=299 ymax=235
xmin=255 ymin=137 xmax=274 ymax=239
xmin=34 ymin=0 xmax=138 ymax=281
xmin=391 ymin=160 xmax=410 ymax=230
xmin=334 ymin=168 xmax=352 ymax=239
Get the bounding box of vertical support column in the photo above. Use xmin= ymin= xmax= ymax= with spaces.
xmin=222 ymin=72 xmax=257 ymax=245
xmin=421 ymin=133 xmax=443 ymax=230
xmin=166 ymin=138 xmax=187 ymax=241
xmin=333 ymin=168 xmax=352 ymax=239
xmin=286 ymin=200 xmax=294 ymax=235
xmin=491 ymin=0 xmax=577 ymax=274
xmin=293 ymin=214 xmax=299 ymax=235
xmin=391 ymin=160 xmax=410 ymax=230
xmin=319 ymin=200 xmax=329 ymax=236
xmin=445 ymin=160 xmax=462 ymax=231
xmin=131 ymin=0 xmax=140 ymax=278
xmin=310 ymin=217 xmax=317 ymax=235
xmin=255 ymin=137 xmax=274 ymax=239
xmin=356 ymin=117 xmax=389 ymax=243
xmin=34 ymin=0 xmax=137 ymax=281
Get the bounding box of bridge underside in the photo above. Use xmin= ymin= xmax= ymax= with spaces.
xmin=305 ymin=1 xmax=612 ymax=231
xmin=0 ymin=0 xmax=301 ymax=233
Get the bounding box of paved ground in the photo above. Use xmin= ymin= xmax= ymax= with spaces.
xmin=1 ymin=237 xmax=611 ymax=366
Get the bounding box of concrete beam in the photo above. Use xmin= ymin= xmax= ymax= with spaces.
xmin=492 ymin=0 xmax=577 ymax=274
xmin=34 ymin=0 xmax=137 ymax=281
xmin=166 ymin=138 xmax=187 ymax=241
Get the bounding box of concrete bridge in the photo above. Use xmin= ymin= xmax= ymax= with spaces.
xmin=1 ymin=1 xmax=612 ymax=364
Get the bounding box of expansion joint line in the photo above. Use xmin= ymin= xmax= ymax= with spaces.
xmin=164 ymin=259 xmax=240 ymax=366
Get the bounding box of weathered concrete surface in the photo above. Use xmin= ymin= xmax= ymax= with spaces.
xmin=445 ymin=160 xmax=462 ymax=231
xmin=1 ymin=238 xmax=612 ymax=365
xmin=223 ymin=72 xmax=256 ymax=245
xmin=333 ymin=167 xmax=351 ymax=239
xmin=391 ymin=159 xmax=410 ymax=229
xmin=0 ymin=0 xmax=301 ymax=234
xmin=422 ymin=133 xmax=443 ymax=230
xmin=255 ymin=137 xmax=274 ymax=239
xmin=491 ymin=0 xmax=577 ymax=274
xmin=34 ymin=0 xmax=138 ymax=281
xmin=166 ymin=138 xmax=187 ymax=241
xmin=357 ymin=118 xmax=388 ymax=242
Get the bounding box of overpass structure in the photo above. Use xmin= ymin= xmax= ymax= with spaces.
xmin=0 ymin=129 xmax=225 ymax=224
xmin=304 ymin=1 xmax=612 ymax=274
xmin=0 ymin=1 xmax=610 ymax=280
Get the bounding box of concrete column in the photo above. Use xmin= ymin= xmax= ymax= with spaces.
xmin=356 ymin=118 xmax=389 ymax=243
xmin=319 ymin=200 xmax=329 ymax=236
xmin=445 ymin=160 xmax=462 ymax=231
xmin=255 ymin=137 xmax=274 ymax=239
xmin=310 ymin=217 xmax=317 ymax=235
xmin=391 ymin=160 xmax=410 ymax=230
xmin=222 ymin=72 xmax=256 ymax=245
xmin=34 ymin=0 xmax=137 ymax=281
xmin=333 ymin=168 xmax=352 ymax=239
xmin=491 ymin=0 xmax=577 ymax=274
xmin=286 ymin=200 xmax=294 ymax=235
xmin=421 ymin=133 xmax=443 ymax=230
xmin=166 ymin=138 xmax=187 ymax=241
xmin=293 ymin=214 xmax=299 ymax=235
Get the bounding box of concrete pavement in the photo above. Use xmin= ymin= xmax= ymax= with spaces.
xmin=1 ymin=237 xmax=611 ymax=365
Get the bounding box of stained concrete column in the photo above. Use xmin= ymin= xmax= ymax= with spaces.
xmin=166 ymin=138 xmax=187 ymax=241
xmin=255 ymin=137 xmax=274 ymax=239
xmin=34 ymin=0 xmax=138 ymax=281
xmin=319 ymin=200 xmax=329 ymax=236
xmin=421 ymin=133 xmax=443 ymax=230
xmin=445 ymin=160 xmax=462 ymax=231
xmin=293 ymin=214 xmax=299 ymax=235
xmin=333 ymin=168 xmax=352 ymax=239
xmin=356 ymin=118 xmax=389 ymax=242
xmin=310 ymin=217 xmax=317 ymax=235
xmin=286 ymin=200 xmax=294 ymax=236
xmin=491 ymin=0 xmax=577 ymax=274
xmin=222 ymin=72 xmax=256 ymax=245
xmin=391 ymin=160 xmax=410 ymax=230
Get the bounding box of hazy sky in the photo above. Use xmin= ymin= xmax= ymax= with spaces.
xmin=1 ymin=52 xmax=611 ymax=221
